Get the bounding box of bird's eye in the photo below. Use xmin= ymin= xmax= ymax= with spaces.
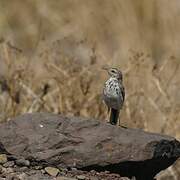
xmin=111 ymin=70 xmax=116 ymax=73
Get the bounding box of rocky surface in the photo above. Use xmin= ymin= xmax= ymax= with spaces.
xmin=0 ymin=154 xmax=130 ymax=180
xmin=0 ymin=113 xmax=179 ymax=180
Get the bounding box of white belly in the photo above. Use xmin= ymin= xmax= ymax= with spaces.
xmin=103 ymin=77 xmax=124 ymax=110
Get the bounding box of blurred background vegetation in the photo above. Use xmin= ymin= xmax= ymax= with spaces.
xmin=0 ymin=1 xmax=180 ymax=179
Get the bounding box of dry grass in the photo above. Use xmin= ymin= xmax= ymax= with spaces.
xmin=0 ymin=40 xmax=105 ymax=121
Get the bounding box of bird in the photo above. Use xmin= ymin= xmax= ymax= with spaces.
xmin=102 ymin=66 xmax=125 ymax=125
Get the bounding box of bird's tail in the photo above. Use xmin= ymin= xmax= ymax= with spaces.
xmin=110 ymin=108 xmax=119 ymax=125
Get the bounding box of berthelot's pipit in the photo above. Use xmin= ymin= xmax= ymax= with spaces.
xmin=102 ymin=67 xmax=125 ymax=125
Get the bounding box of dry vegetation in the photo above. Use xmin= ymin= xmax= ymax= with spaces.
xmin=0 ymin=0 xmax=180 ymax=179
xmin=0 ymin=40 xmax=179 ymax=137
xmin=0 ymin=40 xmax=105 ymax=121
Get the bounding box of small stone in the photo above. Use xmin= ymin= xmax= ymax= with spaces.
xmin=0 ymin=166 xmax=7 ymax=174
xmin=121 ymin=177 xmax=131 ymax=180
xmin=3 ymin=161 xmax=15 ymax=168
xmin=17 ymin=172 xmax=28 ymax=180
xmin=25 ymin=169 xmax=37 ymax=176
xmin=6 ymin=173 xmax=27 ymax=180
xmin=77 ymin=175 xmax=86 ymax=180
xmin=45 ymin=166 xmax=60 ymax=177
xmin=4 ymin=167 xmax=14 ymax=173
xmin=57 ymin=177 xmax=76 ymax=180
xmin=0 ymin=154 xmax=7 ymax=164
xmin=89 ymin=177 xmax=98 ymax=180
xmin=59 ymin=171 xmax=66 ymax=176
xmin=104 ymin=170 xmax=110 ymax=174
xmin=41 ymin=169 xmax=46 ymax=174
xmin=71 ymin=167 xmax=77 ymax=171
xmin=0 ymin=165 xmax=3 ymax=173
xmin=15 ymin=159 xmax=30 ymax=167
xmin=34 ymin=165 xmax=43 ymax=170
xmin=18 ymin=166 xmax=29 ymax=172
xmin=89 ymin=170 xmax=96 ymax=175
xmin=61 ymin=168 xmax=68 ymax=173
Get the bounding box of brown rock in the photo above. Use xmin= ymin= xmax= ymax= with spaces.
xmin=0 ymin=154 xmax=7 ymax=164
xmin=34 ymin=165 xmax=43 ymax=170
xmin=45 ymin=166 xmax=59 ymax=177
xmin=0 ymin=165 xmax=3 ymax=173
xmin=26 ymin=170 xmax=52 ymax=180
xmin=77 ymin=175 xmax=86 ymax=180
xmin=0 ymin=113 xmax=179 ymax=180
xmin=89 ymin=177 xmax=99 ymax=180
xmin=57 ymin=177 xmax=76 ymax=180
xmin=3 ymin=160 xmax=15 ymax=168
xmin=2 ymin=167 xmax=14 ymax=174
xmin=15 ymin=158 xmax=30 ymax=167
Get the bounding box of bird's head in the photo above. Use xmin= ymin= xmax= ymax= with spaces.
xmin=102 ymin=66 xmax=123 ymax=81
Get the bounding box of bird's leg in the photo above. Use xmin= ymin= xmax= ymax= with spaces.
xmin=110 ymin=108 xmax=119 ymax=125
